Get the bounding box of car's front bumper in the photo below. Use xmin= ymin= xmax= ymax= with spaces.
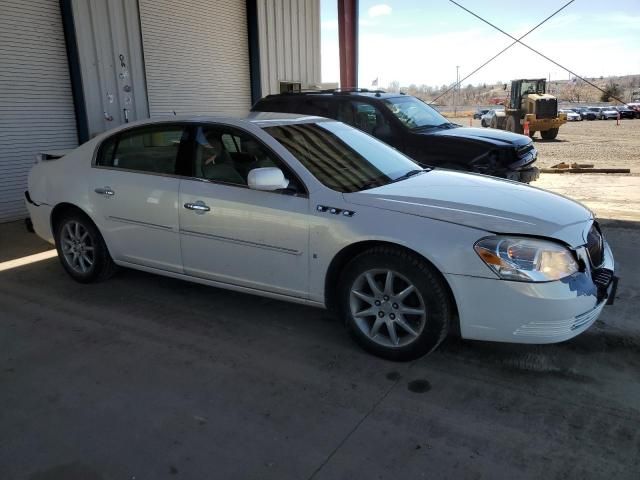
xmin=505 ymin=166 xmax=540 ymax=183
xmin=445 ymin=240 xmax=615 ymax=344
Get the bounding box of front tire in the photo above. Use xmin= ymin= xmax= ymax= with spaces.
xmin=54 ymin=213 xmax=116 ymax=283
xmin=506 ymin=115 xmax=523 ymax=134
xmin=338 ymin=247 xmax=452 ymax=361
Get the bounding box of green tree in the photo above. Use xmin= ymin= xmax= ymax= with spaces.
xmin=600 ymin=82 xmax=622 ymax=102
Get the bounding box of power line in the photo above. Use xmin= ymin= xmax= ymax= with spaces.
xmin=448 ymin=0 xmax=631 ymax=106
xmin=430 ymin=0 xmax=575 ymax=104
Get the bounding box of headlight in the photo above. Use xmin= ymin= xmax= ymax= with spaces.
xmin=474 ymin=236 xmax=579 ymax=282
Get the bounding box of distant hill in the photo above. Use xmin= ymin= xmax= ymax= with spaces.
xmin=390 ymin=74 xmax=640 ymax=106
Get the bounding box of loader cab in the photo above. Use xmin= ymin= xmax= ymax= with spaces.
xmin=509 ymin=79 xmax=546 ymax=109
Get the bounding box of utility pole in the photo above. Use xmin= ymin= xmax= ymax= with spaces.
xmin=454 ymin=65 xmax=460 ymax=116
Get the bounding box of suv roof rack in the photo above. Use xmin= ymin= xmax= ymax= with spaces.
xmin=267 ymin=88 xmax=388 ymax=97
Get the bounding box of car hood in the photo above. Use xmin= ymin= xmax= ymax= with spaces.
xmin=344 ymin=170 xmax=593 ymax=247
xmin=421 ymin=126 xmax=530 ymax=147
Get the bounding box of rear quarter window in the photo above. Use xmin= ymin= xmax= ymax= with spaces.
xmin=96 ymin=125 xmax=185 ymax=175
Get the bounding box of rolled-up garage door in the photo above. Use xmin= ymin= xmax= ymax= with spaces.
xmin=0 ymin=0 xmax=78 ymax=222
xmin=138 ymin=0 xmax=252 ymax=117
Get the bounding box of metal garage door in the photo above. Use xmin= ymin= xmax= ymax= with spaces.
xmin=0 ymin=0 xmax=78 ymax=222
xmin=139 ymin=0 xmax=252 ymax=117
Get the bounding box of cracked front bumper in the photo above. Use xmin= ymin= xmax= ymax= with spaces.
xmin=445 ymin=240 xmax=615 ymax=344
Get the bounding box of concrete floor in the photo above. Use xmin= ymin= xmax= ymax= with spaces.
xmin=1 ymin=219 xmax=639 ymax=480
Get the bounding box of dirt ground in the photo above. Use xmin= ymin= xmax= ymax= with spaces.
xmin=2 ymin=220 xmax=639 ymax=479
xmin=461 ymin=116 xmax=639 ymax=170
xmin=456 ymin=117 xmax=640 ymax=221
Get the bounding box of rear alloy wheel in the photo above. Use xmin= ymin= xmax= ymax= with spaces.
xmin=55 ymin=213 xmax=116 ymax=283
xmin=339 ymin=247 xmax=452 ymax=360
xmin=540 ymin=128 xmax=559 ymax=140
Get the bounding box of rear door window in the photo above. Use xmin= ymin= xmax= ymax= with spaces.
xmin=350 ymin=101 xmax=390 ymax=135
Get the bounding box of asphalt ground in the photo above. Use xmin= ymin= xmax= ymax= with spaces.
xmin=1 ymin=215 xmax=639 ymax=480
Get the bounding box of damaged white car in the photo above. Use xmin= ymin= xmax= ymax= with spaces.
xmin=26 ymin=113 xmax=617 ymax=360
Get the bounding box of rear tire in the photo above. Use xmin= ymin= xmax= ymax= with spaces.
xmin=338 ymin=246 xmax=452 ymax=361
xmin=489 ymin=117 xmax=498 ymax=129
xmin=54 ymin=212 xmax=116 ymax=283
xmin=541 ymin=128 xmax=559 ymax=140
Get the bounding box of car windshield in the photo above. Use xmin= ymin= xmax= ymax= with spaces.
xmin=264 ymin=121 xmax=423 ymax=193
xmin=381 ymin=96 xmax=450 ymax=129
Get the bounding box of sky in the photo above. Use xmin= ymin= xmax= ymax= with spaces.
xmin=320 ymin=0 xmax=640 ymax=88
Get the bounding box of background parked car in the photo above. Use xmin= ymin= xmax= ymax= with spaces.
xmin=480 ymin=108 xmax=506 ymax=129
xmin=599 ymin=106 xmax=619 ymax=120
xmin=627 ymin=102 xmax=640 ymax=118
xmin=473 ymin=108 xmax=490 ymax=119
xmin=253 ymin=91 xmax=539 ymax=183
xmin=614 ymin=106 xmax=636 ymax=119
xmin=587 ymin=107 xmax=604 ymax=119
xmin=559 ymin=109 xmax=582 ymax=121
xmin=573 ymin=107 xmax=597 ymax=120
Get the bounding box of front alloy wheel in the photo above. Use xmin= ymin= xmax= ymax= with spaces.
xmin=339 ymin=246 xmax=452 ymax=360
xmin=349 ymin=269 xmax=427 ymax=348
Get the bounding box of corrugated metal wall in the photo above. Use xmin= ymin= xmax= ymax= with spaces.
xmin=71 ymin=0 xmax=149 ymax=138
xmin=0 ymin=0 xmax=78 ymax=222
xmin=138 ymin=0 xmax=252 ymax=117
xmin=256 ymin=0 xmax=321 ymax=96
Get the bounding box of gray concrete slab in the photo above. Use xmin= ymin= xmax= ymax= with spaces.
xmin=1 ymin=221 xmax=639 ymax=480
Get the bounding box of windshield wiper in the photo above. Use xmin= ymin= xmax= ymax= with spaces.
xmin=392 ymin=169 xmax=426 ymax=183
xmin=411 ymin=124 xmax=438 ymax=131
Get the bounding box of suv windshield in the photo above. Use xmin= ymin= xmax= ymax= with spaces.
xmin=264 ymin=121 xmax=423 ymax=193
xmin=382 ymin=96 xmax=449 ymax=129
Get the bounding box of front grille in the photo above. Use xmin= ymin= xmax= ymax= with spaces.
xmin=592 ymin=268 xmax=613 ymax=288
xmin=586 ymin=224 xmax=604 ymax=267
xmin=517 ymin=143 xmax=534 ymax=157
xmin=535 ymin=98 xmax=557 ymax=119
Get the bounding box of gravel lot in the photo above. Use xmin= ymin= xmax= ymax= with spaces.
xmin=460 ymin=117 xmax=640 ymax=221
xmin=464 ymin=116 xmax=640 ymax=171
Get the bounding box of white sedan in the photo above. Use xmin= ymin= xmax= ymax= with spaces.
xmin=559 ymin=109 xmax=582 ymax=121
xmin=26 ymin=114 xmax=617 ymax=360
xmin=599 ymin=107 xmax=620 ymax=120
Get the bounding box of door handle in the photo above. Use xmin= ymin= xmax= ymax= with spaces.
xmin=184 ymin=201 xmax=210 ymax=213
xmin=95 ymin=186 xmax=115 ymax=196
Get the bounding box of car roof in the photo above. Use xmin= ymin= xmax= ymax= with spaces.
xmin=96 ymin=112 xmax=330 ymax=137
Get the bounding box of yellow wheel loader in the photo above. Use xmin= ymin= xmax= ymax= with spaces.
xmin=503 ymin=79 xmax=567 ymax=139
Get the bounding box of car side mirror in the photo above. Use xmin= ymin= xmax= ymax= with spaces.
xmin=248 ymin=167 xmax=289 ymax=191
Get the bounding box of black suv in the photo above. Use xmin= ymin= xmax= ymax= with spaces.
xmin=252 ymin=90 xmax=539 ymax=183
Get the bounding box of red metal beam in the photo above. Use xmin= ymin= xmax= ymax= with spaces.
xmin=338 ymin=0 xmax=358 ymax=88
